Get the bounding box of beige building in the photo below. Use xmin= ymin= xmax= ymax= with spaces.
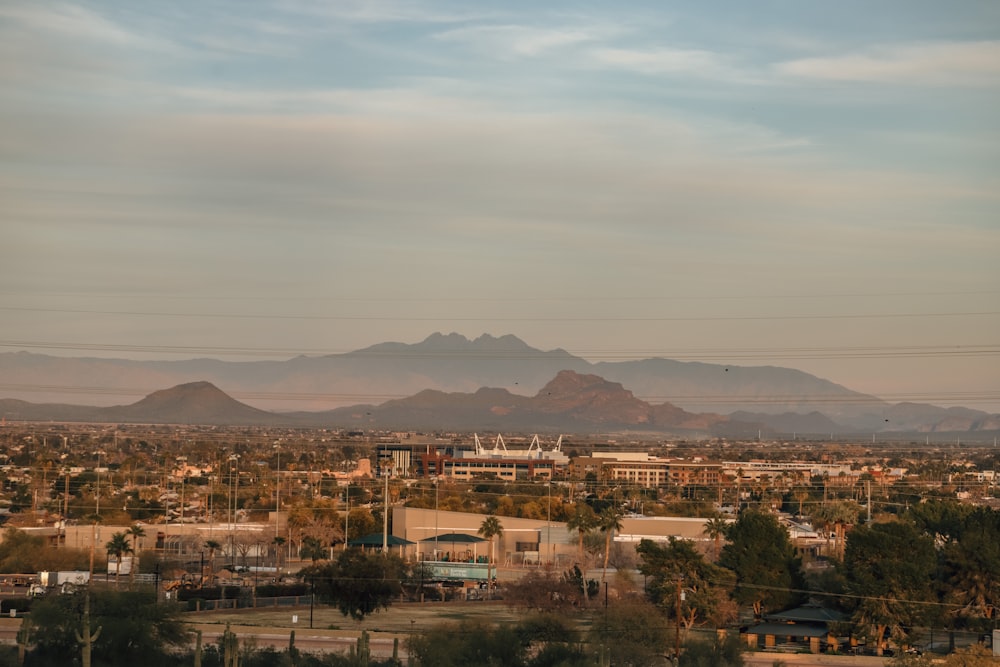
xmin=569 ymin=453 xmax=722 ymax=490
xmin=391 ymin=506 xmax=574 ymax=566
xmin=390 ymin=506 xmax=717 ymax=565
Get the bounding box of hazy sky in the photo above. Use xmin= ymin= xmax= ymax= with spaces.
xmin=2 ymin=1 xmax=998 ymax=410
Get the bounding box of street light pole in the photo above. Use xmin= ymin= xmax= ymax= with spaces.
xmin=95 ymin=451 xmax=101 ymax=517
xmin=548 ymin=481 xmax=553 ymax=564
xmin=275 ymin=444 xmax=280 ymax=541
xmin=228 ymin=455 xmax=238 ymax=566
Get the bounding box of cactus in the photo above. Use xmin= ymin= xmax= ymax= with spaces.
xmin=74 ymin=592 xmax=101 ymax=667
xmin=16 ymin=616 xmax=33 ymax=666
xmin=288 ymin=629 xmax=299 ymax=665
xmin=221 ymin=623 xmax=240 ymax=667
xmin=358 ymin=630 xmax=370 ymax=667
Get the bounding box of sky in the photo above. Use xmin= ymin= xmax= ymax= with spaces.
xmin=1 ymin=1 xmax=999 ymax=411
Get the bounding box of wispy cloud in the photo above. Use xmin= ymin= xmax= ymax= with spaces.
xmin=777 ymin=40 xmax=1000 ymax=86
xmin=0 ymin=3 xmax=139 ymax=46
xmin=434 ymin=24 xmax=601 ymax=58
xmin=279 ymin=0 xmax=488 ymax=25
xmin=588 ymin=45 xmax=752 ymax=83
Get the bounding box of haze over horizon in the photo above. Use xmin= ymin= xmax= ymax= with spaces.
xmin=2 ymin=2 xmax=998 ymax=412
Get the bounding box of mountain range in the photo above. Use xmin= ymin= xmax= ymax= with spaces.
xmin=1 ymin=333 xmax=997 ymax=436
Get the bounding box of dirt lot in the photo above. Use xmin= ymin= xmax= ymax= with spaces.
xmin=188 ymin=599 xmax=533 ymax=635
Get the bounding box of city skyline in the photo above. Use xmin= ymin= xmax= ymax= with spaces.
xmin=2 ymin=2 xmax=998 ymax=412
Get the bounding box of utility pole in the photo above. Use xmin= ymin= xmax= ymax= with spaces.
xmin=866 ymin=480 xmax=872 ymax=522
xmin=675 ymin=576 xmax=682 ymax=663
xmin=382 ymin=465 xmax=390 ymax=553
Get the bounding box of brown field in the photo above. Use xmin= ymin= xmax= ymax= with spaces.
xmin=186 ymin=598 xmax=597 ymax=636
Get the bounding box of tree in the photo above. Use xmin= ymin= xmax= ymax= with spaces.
xmin=889 ymin=643 xmax=996 ymax=667
xmin=906 ymin=499 xmax=973 ymax=541
xmin=286 ymin=503 xmax=313 ymax=556
xmin=272 ymin=536 xmax=286 ymax=572
xmin=303 ymin=549 xmax=406 ymax=620
xmin=478 ymin=515 xmax=503 ymax=600
xmin=125 ymin=524 xmax=146 ymax=555
xmin=565 ymin=502 xmax=598 ymax=602
xmin=792 ymin=488 xmax=810 ymax=517
xmin=299 ymin=536 xmax=327 ymax=563
xmin=105 ymin=532 xmax=133 ymax=586
xmin=811 ymin=500 xmax=862 ymax=560
xmin=28 ymin=589 xmax=189 ymax=667
xmin=126 ymin=524 xmax=146 ymax=582
xmin=718 ymin=509 xmax=802 ymax=618
xmin=346 ymin=507 xmax=378 ymax=541
xmin=842 ymin=521 xmax=936 ymax=656
xmin=503 ymin=569 xmax=581 ymax=612
xmin=598 ymin=505 xmax=624 ymax=586
xmin=589 ymin=599 xmax=671 ymax=667
xmin=679 ymin=634 xmax=745 ymax=667
xmin=637 ymin=538 xmax=737 ymax=632
xmin=0 ymin=527 xmax=46 ymax=573
xmin=204 ymin=539 xmax=223 ymax=583
xmin=0 ymin=527 xmax=88 ymax=573
xmin=702 ymin=514 xmax=729 ymax=561
xmin=562 ymin=564 xmax=599 ymax=602
xmin=566 ymin=502 xmax=598 ymax=567
xmin=935 ymin=506 xmax=1000 ymax=631
xmin=408 ymin=616 xmax=587 ymax=667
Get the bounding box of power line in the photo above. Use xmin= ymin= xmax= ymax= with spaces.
xmin=3 ymin=305 xmax=998 ymax=323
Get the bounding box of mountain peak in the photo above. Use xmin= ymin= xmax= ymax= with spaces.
xmin=538 ymin=370 xmax=630 ymax=397
xmin=122 ymin=381 xmax=277 ymax=424
xmin=420 ymin=332 xmax=533 ymax=352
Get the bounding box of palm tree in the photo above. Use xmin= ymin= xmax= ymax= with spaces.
xmin=204 ymin=539 xmax=223 ymax=584
xmin=702 ymin=513 xmax=729 ymax=561
xmin=811 ymin=500 xmax=862 ymax=559
xmin=300 ymin=536 xmax=327 ymax=563
xmin=273 ymin=536 xmax=286 ymax=573
xmin=566 ymin=502 xmax=598 ymax=567
xmin=125 ymin=524 xmax=146 ymax=583
xmin=598 ymin=506 xmax=624 ymax=585
xmin=105 ymin=532 xmax=133 ymax=587
xmin=478 ymin=515 xmax=503 ymax=599
xmin=126 ymin=524 xmax=146 ymax=554
xmin=566 ymin=502 xmax=598 ymax=602
xmin=792 ymin=489 xmax=810 ymax=517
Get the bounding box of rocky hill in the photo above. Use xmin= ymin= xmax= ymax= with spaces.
xmin=0 ymin=333 xmax=994 ymax=434
xmin=1 ymin=371 xmax=996 ymax=437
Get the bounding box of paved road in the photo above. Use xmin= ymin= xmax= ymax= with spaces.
xmin=745 ymin=653 xmax=889 ymax=666
xmin=190 ymin=624 xmax=405 ymax=658
xmin=0 ymin=618 xmax=406 ymax=660
xmin=1 ymin=617 xmax=896 ymax=664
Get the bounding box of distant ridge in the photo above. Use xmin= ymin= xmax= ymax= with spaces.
xmin=113 ymin=381 xmax=281 ymax=425
xmin=0 ymin=333 xmax=995 ymax=434
xmin=0 ymin=381 xmax=286 ymax=426
xmin=0 ymin=371 xmax=997 ymax=437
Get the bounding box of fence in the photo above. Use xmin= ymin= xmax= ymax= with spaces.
xmin=185 ymin=595 xmax=311 ymax=612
